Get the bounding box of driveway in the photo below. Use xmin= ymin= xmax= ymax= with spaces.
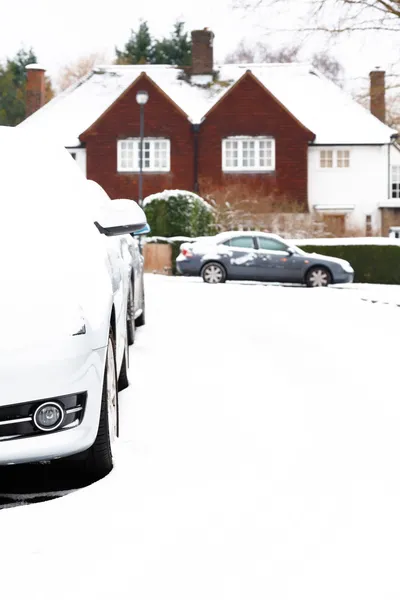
xmin=1 ymin=276 xmax=400 ymax=600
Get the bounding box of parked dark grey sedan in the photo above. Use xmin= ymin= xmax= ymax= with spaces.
xmin=176 ymin=232 xmax=354 ymax=286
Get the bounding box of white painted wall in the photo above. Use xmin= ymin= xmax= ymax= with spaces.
xmin=308 ymin=144 xmax=393 ymax=234
xmin=67 ymin=148 xmax=87 ymax=177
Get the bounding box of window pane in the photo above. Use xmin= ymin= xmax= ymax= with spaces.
xmin=227 ymin=236 xmax=255 ymax=249
xmin=392 ymin=166 xmax=400 ymax=198
xmin=258 ymin=237 xmax=288 ymax=251
xmin=337 ymin=150 xmax=350 ymax=168
xmin=223 ymin=138 xmax=274 ymax=171
xmin=320 ymin=150 xmax=333 ymax=168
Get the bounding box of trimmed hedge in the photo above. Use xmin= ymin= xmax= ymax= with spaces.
xmin=143 ymin=190 xmax=215 ymax=238
xmin=299 ymin=244 xmax=400 ymax=285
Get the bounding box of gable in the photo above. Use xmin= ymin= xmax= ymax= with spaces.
xmin=202 ymin=70 xmax=315 ymax=141
xmin=80 ymin=72 xmax=190 ymax=142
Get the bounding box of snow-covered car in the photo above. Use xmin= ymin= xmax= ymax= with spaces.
xmin=0 ymin=127 xmax=149 ymax=476
xmin=176 ymin=231 xmax=354 ymax=286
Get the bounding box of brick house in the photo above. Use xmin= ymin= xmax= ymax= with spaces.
xmin=20 ymin=30 xmax=400 ymax=235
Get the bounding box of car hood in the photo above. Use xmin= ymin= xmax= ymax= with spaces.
xmin=304 ymin=251 xmax=352 ymax=269
xmin=0 ymin=249 xmax=112 ymax=349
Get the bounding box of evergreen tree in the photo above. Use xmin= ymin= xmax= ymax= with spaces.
xmin=151 ymin=21 xmax=191 ymax=66
xmin=0 ymin=47 xmax=38 ymax=126
xmin=115 ymin=20 xmax=191 ymax=66
xmin=115 ymin=21 xmax=152 ymax=65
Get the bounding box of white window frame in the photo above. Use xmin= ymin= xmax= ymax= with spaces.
xmin=222 ymin=137 xmax=275 ymax=173
xmin=319 ymin=148 xmax=351 ymax=169
xmin=117 ymin=138 xmax=170 ymax=173
xmin=392 ymin=165 xmax=400 ymax=199
xmin=337 ymin=149 xmax=350 ymax=168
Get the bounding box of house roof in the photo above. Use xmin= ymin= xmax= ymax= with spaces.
xmin=19 ymin=63 xmax=396 ymax=147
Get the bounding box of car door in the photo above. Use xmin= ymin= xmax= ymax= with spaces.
xmin=255 ymin=236 xmax=304 ymax=283
xmin=220 ymin=235 xmax=258 ymax=280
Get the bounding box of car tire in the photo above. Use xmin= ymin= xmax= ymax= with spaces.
xmin=305 ymin=266 xmax=332 ymax=287
xmin=135 ymin=285 xmax=146 ymax=327
xmin=201 ymin=262 xmax=227 ymax=284
xmin=83 ymin=330 xmax=119 ymax=478
xmin=127 ymin=281 xmax=136 ymax=346
xmin=118 ymin=339 xmax=129 ymax=392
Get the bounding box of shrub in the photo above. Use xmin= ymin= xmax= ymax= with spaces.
xmin=298 ymin=244 xmax=400 ymax=285
xmin=143 ymin=190 xmax=216 ymax=238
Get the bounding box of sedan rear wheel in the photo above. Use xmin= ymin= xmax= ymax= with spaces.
xmin=306 ymin=267 xmax=331 ymax=287
xmin=201 ymin=262 xmax=226 ymax=284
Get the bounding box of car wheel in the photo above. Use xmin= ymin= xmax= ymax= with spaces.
xmin=127 ymin=281 xmax=136 ymax=346
xmin=84 ymin=331 xmax=119 ymax=477
xmin=306 ymin=267 xmax=332 ymax=287
xmin=118 ymin=337 xmax=129 ymax=392
xmin=135 ymin=285 xmax=146 ymax=327
xmin=201 ymin=262 xmax=227 ymax=284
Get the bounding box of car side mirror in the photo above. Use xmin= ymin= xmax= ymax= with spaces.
xmin=286 ymin=246 xmax=296 ymax=255
xmin=94 ymin=199 xmax=149 ymax=237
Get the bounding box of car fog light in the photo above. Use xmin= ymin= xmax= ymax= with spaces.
xmin=34 ymin=402 xmax=65 ymax=432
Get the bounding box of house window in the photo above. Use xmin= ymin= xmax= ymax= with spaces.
xmin=222 ymin=137 xmax=275 ymax=172
xmin=320 ymin=149 xmax=350 ymax=169
xmin=117 ymin=138 xmax=170 ymax=172
xmin=337 ymin=150 xmax=350 ymax=168
xmin=320 ymin=150 xmax=333 ymax=168
xmin=366 ymin=215 xmax=372 ymax=236
xmin=392 ymin=165 xmax=400 ymax=199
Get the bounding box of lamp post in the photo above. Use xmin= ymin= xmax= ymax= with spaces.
xmin=136 ymin=90 xmax=149 ymax=206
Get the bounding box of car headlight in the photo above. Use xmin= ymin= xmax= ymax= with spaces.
xmin=342 ymin=262 xmax=354 ymax=274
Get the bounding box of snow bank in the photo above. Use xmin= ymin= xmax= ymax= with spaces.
xmin=2 ymin=277 xmax=400 ymax=599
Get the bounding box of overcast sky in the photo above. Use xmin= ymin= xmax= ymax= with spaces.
xmin=0 ymin=0 xmax=398 ymax=91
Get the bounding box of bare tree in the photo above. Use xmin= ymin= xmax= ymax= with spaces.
xmin=57 ymin=53 xmax=108 ymax=91
xmin=235 ymin=0 xmax=400 ymax=34
xmin=311 ymin=51 xmax=344 ymax=82
xmin=225 ymin=40 xmax=343 ymax=83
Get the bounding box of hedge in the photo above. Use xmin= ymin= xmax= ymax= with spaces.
xmin=299 ymin=244 xmax=400 ymax=285
xmin=143 ymin=190 xmax=215 ymax=239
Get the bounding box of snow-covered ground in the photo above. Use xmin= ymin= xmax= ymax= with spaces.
xmin=2 ymin=275 xmax=400 ymax=599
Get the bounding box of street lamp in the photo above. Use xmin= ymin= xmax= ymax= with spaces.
xmin=136 ymin=90 xmax=149 ymax=206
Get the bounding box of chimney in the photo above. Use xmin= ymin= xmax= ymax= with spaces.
xmin=191 ymin=28 xmax=214 ymax=78
xmin=370 ymin=68 xmax=386 ymax=123
xmin=26 ymin=64 xmax=46 ymax=117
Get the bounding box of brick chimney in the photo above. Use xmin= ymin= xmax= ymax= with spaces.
xmin=370 ymin=68 xmax=386 ymax=123
xmin=26 ymin=64 xmax=46 ymax=117
xmin=191 ymin=28 xmax=214 ymax=76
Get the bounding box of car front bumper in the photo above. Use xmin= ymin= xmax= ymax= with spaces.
xmin=333 ymin=272 xmax=355 ymax=284
xmin=0 ymin=338 xmax=107 ymax=466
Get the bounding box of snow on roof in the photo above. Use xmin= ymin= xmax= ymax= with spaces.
xmin=19 ymin=63 xmax=396 ymax=147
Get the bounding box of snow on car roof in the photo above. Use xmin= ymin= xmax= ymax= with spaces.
xmin=214 ymin=231 xmax=284 ymax=242
xmin=18 ymin=63 xmax=396 ymax=147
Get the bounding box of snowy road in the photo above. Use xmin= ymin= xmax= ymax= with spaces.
xmin=2 ymin=275 xmax=400 ymax=599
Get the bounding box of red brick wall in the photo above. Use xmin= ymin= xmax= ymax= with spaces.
xmin=81 ymin=71 xmax=314 ymax=212
xmin=198 ymin=73 xmax=314 ymax=212
xmin=80 ymin=76 xmax=194 ymax=200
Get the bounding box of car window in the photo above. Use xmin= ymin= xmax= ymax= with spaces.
xmin=257 ymin=237 xmax=288 ymax=252
xmin=224 ymin=236 xmax=255 ymax=249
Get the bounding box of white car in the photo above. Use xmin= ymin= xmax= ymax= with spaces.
xmin=0 ymin=127 xmax=148 ymax=477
